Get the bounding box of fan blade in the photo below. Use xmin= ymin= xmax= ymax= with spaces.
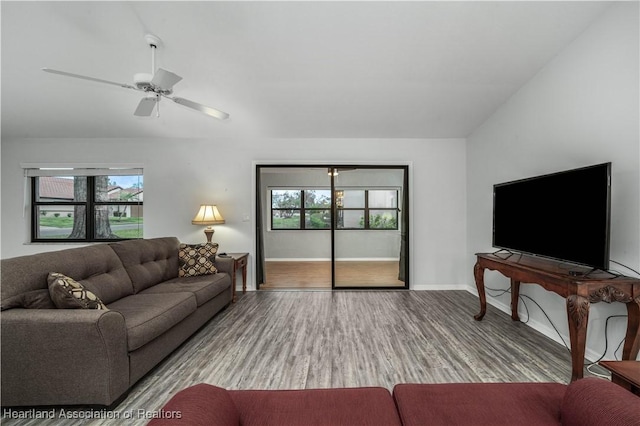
xmin=151 ymin=68 xmax=182 ymax=91
xmin=171 ymin=97 xmax=229 ymax=120
xmin=134 ymin=97 xmax=157 ymax=116
xmin=42 ymin=68 xmax=137 ymax=90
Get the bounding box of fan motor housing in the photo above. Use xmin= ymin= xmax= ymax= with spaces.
xmin=134 ymin=73 xmax=154 ymax=90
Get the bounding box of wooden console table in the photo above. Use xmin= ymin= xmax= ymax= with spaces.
xmin=473 ymin=252 xmax=640 ymax=382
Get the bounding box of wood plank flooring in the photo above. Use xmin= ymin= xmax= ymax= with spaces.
xmin=263 ymin=260 xmax=405 ymax=288
xmin=3 ymin=290 xmax=591 ymax=426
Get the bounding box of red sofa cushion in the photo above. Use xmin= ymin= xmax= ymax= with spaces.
xmin=148 ymin=383 xmax=240 ymax=426
xmin=229 ymin=387 xmax=402 ymax=426
xmin=561 ymin=377 xmax=640 ymax=426
xmin=393 ymin=382 xmax=566 ymax=426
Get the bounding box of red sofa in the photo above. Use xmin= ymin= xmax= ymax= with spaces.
xmin=148 ymin=377 xmax=640 ymax=426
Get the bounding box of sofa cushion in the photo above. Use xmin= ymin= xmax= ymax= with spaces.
xmin=107 ymin=292 xmax=196 ymax=351
xmin=141 ymin=274 xmax=230 ymax=307
xmin=109 ymin=237 xmax=180 ymax=293
xmin=229 ymin=387 xmax=402 ymax=426
xmin=393 ymin=382 xmax=566 ymax=426
xmin=1 ymin=244 xmax=133 ymax=305
xmin=1 ymin=289 xmax=55 ymax=311
xmin=561 ymin=377 xmax=640 ymax=426
xmin=148 ymin=384 xmax=240 ymax=426
xmin=48 ymin=272 xmax=108 ymax=310
xmin=79 ymin=266 xmax=135 ymax=305
xmin=179 ymin=243 xmax=219 ymax=277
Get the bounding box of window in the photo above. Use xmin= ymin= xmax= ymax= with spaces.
xmin=271 ymin=189 xmax=331 ymax=230
xmin=29 ymin=168 xmax=143 ymax=242
xmin=336 ymin=189 xmax=398 ymax=230
xmin=270 ymin=188 xmax=398 ymax=230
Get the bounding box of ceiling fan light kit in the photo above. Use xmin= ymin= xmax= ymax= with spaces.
xmin=42 ymin=34 xmax=229 ymax=121
xmin=133 ymin=73 xmax=155 ymax=91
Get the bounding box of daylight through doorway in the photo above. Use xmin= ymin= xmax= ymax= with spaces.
xmin=255 ymin=164 xmax=409 ymax=290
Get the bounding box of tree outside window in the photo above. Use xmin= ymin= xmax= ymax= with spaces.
xmin=271 ymin=188 xmax=397 ymax=230
xmin=32 ymin=173 xmax=143 ymax=242
xmin=271 ymin=189 xmax=331 ymax=230
xmin=336 ymin=189 xmax=398 ymax=230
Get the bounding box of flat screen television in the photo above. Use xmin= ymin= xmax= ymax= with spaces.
xmin=492 ymin=162 xmax=611 ymax=271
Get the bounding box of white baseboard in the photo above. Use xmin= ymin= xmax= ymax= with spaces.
xmin=265 ymin=258 xmax=400 ymax=262
xmin=265 ymin=258 xmax=329 ymax=262
xmin=411 ymin=283 xmax=470 ymax=291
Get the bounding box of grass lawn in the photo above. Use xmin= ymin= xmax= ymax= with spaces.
xmin=38 ymin=216 xmax=143 ymax=239
xmin=40 ymin=216 xmax=142 ymax=227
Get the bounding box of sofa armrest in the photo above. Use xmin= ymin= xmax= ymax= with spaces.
xmin=214 ymin=256 xmax=235 ymax=275
xmin=561 ymin=377 xmax=640 ymax=426
xmin=148 ymin=383 xmax=240 ymax=426
xmin=1 ymin=308 xmax=130 ymax=406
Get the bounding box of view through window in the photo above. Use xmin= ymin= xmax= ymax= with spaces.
xmin=271 ymin=189 xmax=331 ymax=229
xmin=270 ymin=188 xmax=398 ymax=230
xmin=31 ymin=172 xmax=143 ymax=242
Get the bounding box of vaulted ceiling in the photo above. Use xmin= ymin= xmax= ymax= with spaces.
xmin=1 ymin=1 xmax=611 ymax=139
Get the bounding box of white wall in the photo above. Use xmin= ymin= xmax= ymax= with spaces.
xmin=467 ymin=3 xmax=639 ymax=361
xmin=1 ymin=137 xmax=467 ymax=290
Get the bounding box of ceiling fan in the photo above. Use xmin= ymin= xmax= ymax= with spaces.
xmin=42 ymin=34 xmax=229 ymax=120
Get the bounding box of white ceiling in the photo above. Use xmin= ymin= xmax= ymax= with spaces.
xmin=1 ymin=1 xmax=611 ymax=140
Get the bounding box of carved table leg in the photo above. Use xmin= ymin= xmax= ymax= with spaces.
xmin=622 ymin=296 xmax=640 ymax=361
xmin=511 ymin=279 xmax=521 ymax=321
xmin=474 ymin=261 xmax=486 ymax=321
xmin=567 ymin=295 xmax=590 ymax=381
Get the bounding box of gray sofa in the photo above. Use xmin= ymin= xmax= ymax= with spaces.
xmin=0 ymin=237 xmax=233 ymax=407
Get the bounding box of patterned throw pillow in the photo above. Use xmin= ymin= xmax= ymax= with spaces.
xmin=179 ymin=243 xmax=219 ymax=277
xmin=47 ymin=272 xmax=108 ymax=310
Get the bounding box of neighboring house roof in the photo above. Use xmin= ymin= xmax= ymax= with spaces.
xmin=38 ymin=177 xmax=143 ymax=201
xmin=38 ymin=177 xmax=74 ymax=200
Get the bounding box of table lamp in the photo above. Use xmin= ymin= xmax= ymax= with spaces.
xmin=191 ymin=204 xmax=225 ymax=242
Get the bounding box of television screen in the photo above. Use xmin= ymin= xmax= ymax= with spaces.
xmin=492 ymin=163 xmax=611 ymax=270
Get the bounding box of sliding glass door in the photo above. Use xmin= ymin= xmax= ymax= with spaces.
xmin=256 ymin=164 xmax=409 ymax=290
xmin=331 ymin=166 xmax=408 ymax=289
xmin=256 ymin=166 xmax=333 ymax=289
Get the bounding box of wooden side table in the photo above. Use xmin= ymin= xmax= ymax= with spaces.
xmin=599 ymin=360 xmax=640 ymax=396
xmin=226 ymin=253 xmax=248 ymax=303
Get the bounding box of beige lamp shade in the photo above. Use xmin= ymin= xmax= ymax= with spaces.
xmin=192 ymin=205 xmax=225 ymax=242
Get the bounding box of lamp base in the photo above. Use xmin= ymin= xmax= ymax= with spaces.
xmin=204 ymin=226 xmax=214 ymax=243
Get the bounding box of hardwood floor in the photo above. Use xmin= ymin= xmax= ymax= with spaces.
xmin=263 ymin=260 xmax=405 ymax=288
xmin=3 ymin=290 xmax=587 ymax=426
xmin=264 ymin=261 xmax=332 ymax=288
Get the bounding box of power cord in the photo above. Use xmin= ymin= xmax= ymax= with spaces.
xmin=485 ymin=286 xmax=628 ymax=378
xmin=584 ymin=315 xmax=627 ymax=378
xmin=584 ymin=258 xmax=639 ymax=377
xmin=613 ymin=328 xmax=627 ymax=359
xmin=485 ymin=285 xmax=570 ymax=352
xmin=609 ymin=259 xmax=640 ymax=277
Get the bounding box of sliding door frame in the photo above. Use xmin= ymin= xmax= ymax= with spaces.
xmin=330 ymin=165 xmax=409 ymax=290
xmin=254 ymin=162 xmax=412 ymax=290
